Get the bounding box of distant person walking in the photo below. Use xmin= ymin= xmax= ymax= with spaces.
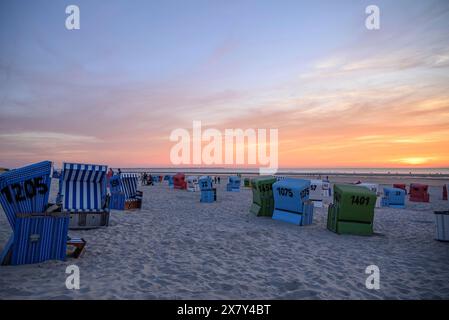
xmin=217 ymin=176 xmax=221 ymax=184
xmin=118 ymin=168 xmax=122 ymax=175
xmin=106 ymin=168 xmax=114 ymax=187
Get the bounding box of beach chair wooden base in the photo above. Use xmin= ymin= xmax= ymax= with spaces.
xmin=124 ymin=199 xmax=142 ymax=210
xmin=67 ymin=237 xmax=87 ymax=258
xmin=69 ymin=211 xmax=110 ymax=229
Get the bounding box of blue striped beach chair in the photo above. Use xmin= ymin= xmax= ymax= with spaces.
xmin=109 ymin=173 xmax=142 ymax=210
xmin=226 ymin=176 xmax=241 ymax=192
xmin=381 ymin=187 xmax=406 ymax=208
xmin=199 ymin=176 xmax=216 ymax=203
xmin=59 ymin=163 xmax=110 ymax=229
xmin=167 ymin=175 xmax=174 ymax=188
xmin=0 ymin=161 xmax=71 ymax=265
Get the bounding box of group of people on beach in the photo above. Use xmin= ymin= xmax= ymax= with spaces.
xmin=106 ymin=169 xmax=227 ymax=187
xmin=106 ymin=168 xmax=121 ymax=186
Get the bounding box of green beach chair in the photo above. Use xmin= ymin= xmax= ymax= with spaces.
xmin=250 ymin=176 xmax=277 ymax=217
xmin=327 ymin=184 xmax=376 ymax=235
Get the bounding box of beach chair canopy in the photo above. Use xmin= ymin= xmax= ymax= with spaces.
xmin=60 ymin=163 xmax=108 ymax=212
xmin=199 ymin=176 xmax=213 ymax=190
xmin=0 ymin=161 xmax=52 ymax=229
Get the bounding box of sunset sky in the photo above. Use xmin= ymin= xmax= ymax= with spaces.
xmin=1 ymin=0 xmax=448 ymax=169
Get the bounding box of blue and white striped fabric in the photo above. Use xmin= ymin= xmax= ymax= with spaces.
xmin=61 ymin=163 xmax=108 ymax=212
xmin=0 ymin=161 xmax=70 ymax=265
xmin=120 ymin=173 xmax=139 ymax=199
xmin=0 ymin=161 xmax=52 ymax=229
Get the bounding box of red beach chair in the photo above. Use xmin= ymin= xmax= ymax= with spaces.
xmin=409 ymin=183 xmax=430 ymax=202
xmin=174 ymin=173 xmax=187 ymax=190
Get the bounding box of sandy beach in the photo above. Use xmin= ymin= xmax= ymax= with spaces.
xmin=1 ymin=175 xmax=449 ymax=300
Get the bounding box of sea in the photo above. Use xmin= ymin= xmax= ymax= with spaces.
xmin=114 ymin=167 xmax=449 ymax=176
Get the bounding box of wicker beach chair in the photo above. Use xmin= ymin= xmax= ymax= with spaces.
xmin=199 ymin=176 xmax=216 ymax=203
xmin=309 ymin=179 xmax=332 ymax=208
xmin=272 ymin=178 xmax=314 ymax=225
xmin=226 ymin=176 xmax=241 ymax=192
xmin=109 ymin=173 xmax=142 ymax=210
xmin=409 ymin=183 xmax=430 ymax=202
xmin=250 ymin=176 xmax=276 ymax=217
xmin=381 ymin=187 xmax=405 ymax=208
xmin=327 ymin=184 xmax=376 ymax=235
xmin=174 ymin=173 xmax=187 ymax=190
xmin=186 ymin=176 xmax=200 ymax=192
xmin=59 ymin=162 xmax=110 ymax=229
xmin=0 ymin=161 xmax=78 ymax=265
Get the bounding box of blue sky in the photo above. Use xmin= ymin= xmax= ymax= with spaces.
xmin=1 ymin=0 xmax=448 ymax=167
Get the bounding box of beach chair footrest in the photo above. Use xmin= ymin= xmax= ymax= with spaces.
xmin=67 ymin=237 xmax=87 ymax=258
xmin=124 ymin=199 xmax=142 ymax=210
